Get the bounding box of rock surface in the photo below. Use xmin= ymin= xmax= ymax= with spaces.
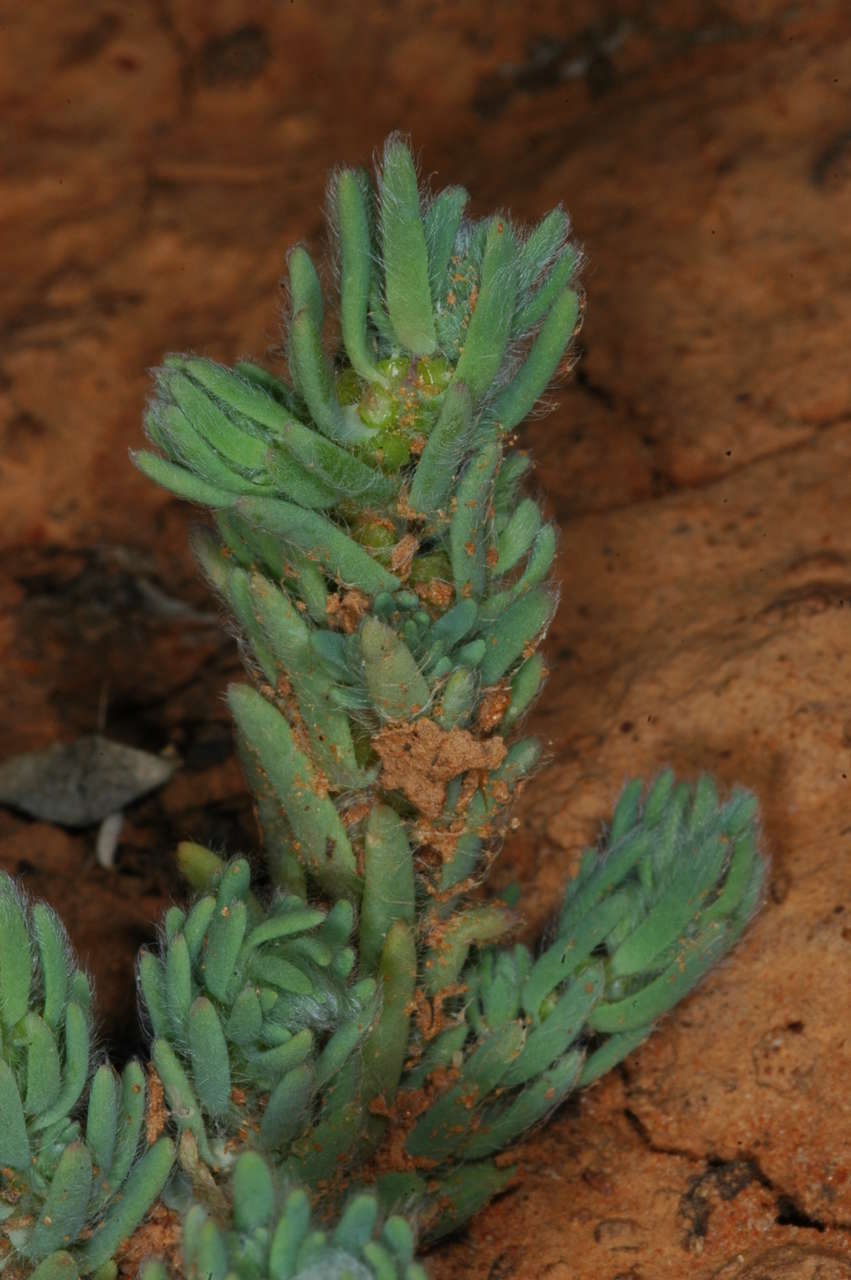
xmin=1 ymin=2 xmax=849 ymax=1276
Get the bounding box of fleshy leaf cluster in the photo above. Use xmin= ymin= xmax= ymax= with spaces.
xmin=0 ymin=876 xmax=173 ymax=1278
xmin=0 ymin=136 xmax=767 ymax=1278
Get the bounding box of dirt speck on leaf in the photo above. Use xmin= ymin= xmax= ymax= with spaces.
xmin=372 ymin=717 xmax=506 ymax=819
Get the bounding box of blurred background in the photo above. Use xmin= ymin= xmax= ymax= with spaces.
xmin=1 ymin=3 xmax=850 ymax=1276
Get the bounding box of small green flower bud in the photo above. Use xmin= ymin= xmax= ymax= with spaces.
xmin=416 ymin=355 xmax=452 ymax=395
xmin=409 ymin=551 xmax=452 ymax=585
xmin=350 ymin=516 xmax=398 ymax=552
xmin=367 ymin=431 xmax=411 ymax=472
xmin=358 ymin=385 xmax=398 ymax=430
xmin=377 ymin=354 xmax=411 ymax=384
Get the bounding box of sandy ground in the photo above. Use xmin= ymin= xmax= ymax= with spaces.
xmin=0 ymin=2 xmax=849 ymax=1276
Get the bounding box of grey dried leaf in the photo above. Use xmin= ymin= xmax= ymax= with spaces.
xmin=0 ymin=735 xmax=178 ymax=826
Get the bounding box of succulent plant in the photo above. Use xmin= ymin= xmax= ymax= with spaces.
xmin=0 ymin=876 xmax=174 ymax=1278
xmin=137 ymin=1152 xmax=428 ymax=1280
xmin=137 ymin=856 xmax=363 ymax=1155
xmin=1 ymin=135 xmax=766 ymax=1278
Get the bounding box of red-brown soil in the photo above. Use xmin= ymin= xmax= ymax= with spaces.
xmin=1 ymin=3 xmax=849 ymax=1276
